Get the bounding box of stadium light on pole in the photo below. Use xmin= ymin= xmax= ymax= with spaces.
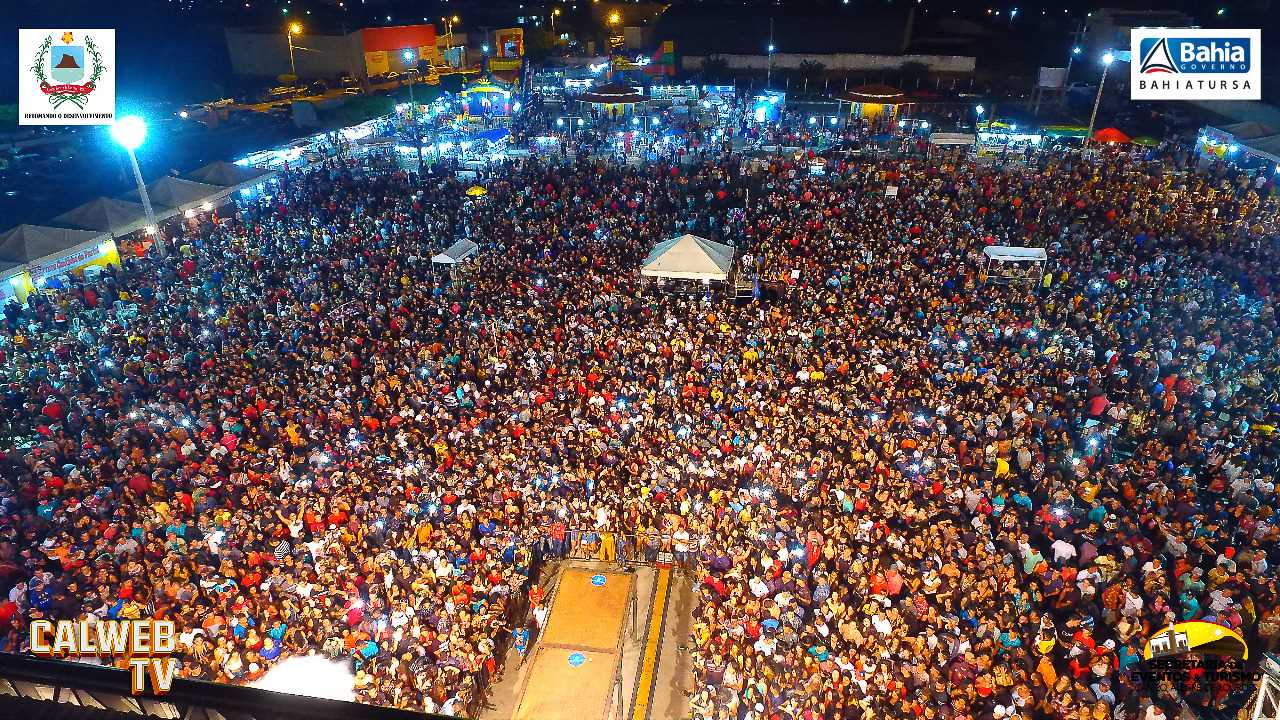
xmin=1064 ymin=45 xmax=1082 ymax=86
xmin=1085 ymin=51 xmax=1116 ymax=148
xmin=287 ymin=22 xmax=302 ymax=78
xmin=402 ymin=49 xmax=425 ymax=176
xmin=111 ymin=116 xmax=163 ymax=255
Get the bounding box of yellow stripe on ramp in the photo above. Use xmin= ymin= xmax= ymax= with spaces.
xmin=631 ymin=567 xmax=671 ymax=720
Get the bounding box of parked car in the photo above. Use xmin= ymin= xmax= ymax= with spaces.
xmin=342 ymin=87 xmax=364 ymax=96
xmin=306 ymin=80 xmax=328 ymax=95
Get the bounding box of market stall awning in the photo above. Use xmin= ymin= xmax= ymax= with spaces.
xmin=1043 ymin=124 xmax=1089 ymax=138
xmin=983 ymin=245 xmax=1047 ymax=263
xmin=431 ymin=239 xmax=479 ymax=264
xmin=1216 ymin=121 xmax=1276 ymax=141
xmin=929 ymin=132 xmax=975 ymax=146
xmin=1092 ymin=127 xmax=1131 ymax=144
xmin=579 ymin=82 xmax=646 ymax=104
xmin=184 ymin=160 xmax=274 ymax=188
xmin=0 ymin=225 xmax=107 ymax=265
xmin=124 ymin=176 xmax=229 ymax=211
xmin=641 ymin=233 xmax=735 ymax=281
xmin=52 ymin=197 xmax=152 ymax=237
xmin=841 ymin=84 xmax=907 ymax=105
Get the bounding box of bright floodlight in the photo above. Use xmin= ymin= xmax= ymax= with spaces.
xmin=1102 ymin=51 xmax=1115 ymax=65
xmin=403 ymin=49 xmax=414 ymax=61
xmin=975 ymin=104 xmax=985 ymax=115
xmin=1072 ymin=46 xmax=1082 ymax=55
xmin=767 ymin=44 xmax=775 ymax=52
xmin=110 ymin=116 xmax=147 ymax=151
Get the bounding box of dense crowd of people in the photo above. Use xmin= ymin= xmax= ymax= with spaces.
xmin=2 ymin=103 xmax=1280 ymax=720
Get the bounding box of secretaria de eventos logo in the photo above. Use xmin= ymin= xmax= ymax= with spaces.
xmin=18 ymin=29 xmax=117 ymax=125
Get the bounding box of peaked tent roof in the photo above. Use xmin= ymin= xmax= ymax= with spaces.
xmin=51 ymin=197 xmax=151 ymax=236
xmin=1217 ymin=121 xmax=1276 ymax=140
xmin=641 ymin=233 xmax=735 ymax=281
xmin=0 ymin=225 xmax=106 ymax=265
xmin=124 ymin=176 xmax=227 ymax=210
xmin=431 ymin=239 xmax=480 ymax=264
xmin=1092 ymin=127 xmax=1131 ymax=143
xmin=184 ymin=160 xmax=273 ymax=188
xmin=983 ymin=245 xmax=1047 ymax=262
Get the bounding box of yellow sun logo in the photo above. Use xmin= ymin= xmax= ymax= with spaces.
xmin=62 ymin=32 xmax=75 ymax=44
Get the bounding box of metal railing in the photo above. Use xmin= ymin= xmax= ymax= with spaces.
xmin=535 ymin=529 xmax=700 ymax=571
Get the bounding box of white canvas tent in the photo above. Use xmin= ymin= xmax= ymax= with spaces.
xmin=184 ymin=160 xmax=277 ymax=193
xmin=52 ymin=197 xmax=155 ymax=238
xmin=123 ymin=176 xmax=230 ymax=215
xmin=982 ymin=245 xmax=1048 ymax=288
xmin=431 ymin=239 xmax=479 ymax=264
xmin=641 ymin=233 xmax=735 ymax=282
xmin=930 ymin=132 xmax=976 ymax=146
xmin=0 ymin=225 xmax=107 ymax=266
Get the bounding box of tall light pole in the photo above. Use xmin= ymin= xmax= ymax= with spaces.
xmin=287 ymin=22 xmax=302 ymax=78
xmin=551 ymin=8 xmax=560 ymax=35
xmin=402 ymin=49 xmax=425 ymax=176
xmin=766 ymin=17 xmax=775 ymax=89
xmin=1085 ymin=51 xmax=1115 ymax=147
xmin=1064 ymin=45 xmax=1082 ymax=84
xmin=607 ymin=11 xmax=621 ymax=79
xmin=110 ymin=116 xmax=162 ymax=256
xmin=442 ymin=15 xmax=460 ymax=66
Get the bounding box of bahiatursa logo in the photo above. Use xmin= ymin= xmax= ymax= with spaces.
xmin=1139 ymin=37 xmax=1250 ymax=74
xmin=1131 ymin=28 xmax=1260 ymax=100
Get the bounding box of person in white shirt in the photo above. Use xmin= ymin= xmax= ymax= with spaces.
xmin=1051 ymin=539 xmax=1077 ymax=563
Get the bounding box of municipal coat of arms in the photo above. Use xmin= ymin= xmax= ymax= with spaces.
xmin=30 ymin=32 xmax=106 ymax=110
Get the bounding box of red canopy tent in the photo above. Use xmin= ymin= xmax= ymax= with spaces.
xmin=1093 ymin=127 xmax=1131 ymax=144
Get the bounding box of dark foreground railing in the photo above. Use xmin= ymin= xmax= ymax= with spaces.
xmin=0 ymin=652 xmax=457 ymax=720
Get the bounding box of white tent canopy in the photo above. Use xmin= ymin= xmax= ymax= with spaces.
xmin=52 ymin=197 xmax=154 ymax=238
xmin=431 ymin=239 xmax=479 ymax=265
xmin=123 ymin=176 xmax=229 ymax=213
xmin=0 ymin=225 xmax=107 ymax=265
xmin=983 ymin=245 xmax=1048 ymax=288
xmin=983 ymin=246 xmax=1048 ymax=262
xmin=184 ymin=160 xmax=277 ymax=193
xmin=641 ymin=233 xmax=735 ymax=281
xmin=930 ymin=132 xmax=977 ymax=146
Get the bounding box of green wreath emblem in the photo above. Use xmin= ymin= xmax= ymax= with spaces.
xmin=31 ymin=35 xmax=105 ymax=110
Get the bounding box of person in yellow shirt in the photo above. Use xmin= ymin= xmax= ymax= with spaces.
xmin=995 ymin=457 xmax=1010 ymax=478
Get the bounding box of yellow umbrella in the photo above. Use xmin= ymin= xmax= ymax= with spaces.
xmin=466 ymin=185 xmax=488 ymax=197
